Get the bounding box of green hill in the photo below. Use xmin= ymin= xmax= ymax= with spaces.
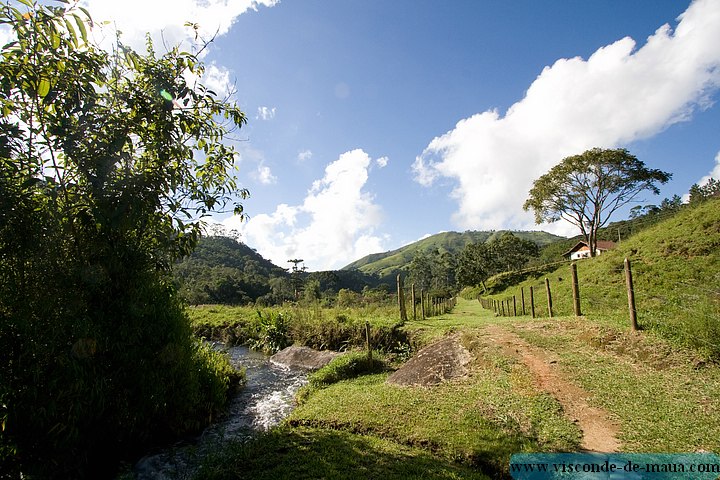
xmin=343 ymin=230 xmax=564 ymax=280
xmin=175 ymin=236 xmax=289 ymax=304
xmin=483 ymin=198 xmax=720 ymax=359
xmin=175 ymin=236 xmax=392 ymax=304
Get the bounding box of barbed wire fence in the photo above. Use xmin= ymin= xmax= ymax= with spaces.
xmin=478 ymin=258 xmax=720 ymax=356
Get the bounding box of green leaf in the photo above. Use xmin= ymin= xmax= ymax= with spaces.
xmin=38 ymin=78 xmax=50 ymax=98
xmin=51 ymin=31 xmax=60 ymax=49
xmin=72 ymin=13 xmax=87 ymax=43
xmin=64 ymin=18 xmax=78 ymax=47
xmin=78 ymin=7 xmax=92 ymax=22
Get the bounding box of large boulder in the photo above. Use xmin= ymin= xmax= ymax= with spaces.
xmin=270 ymin=345 xmax=341 ymax=370
xmin=387 ymin=336 xmax=470 ymax=387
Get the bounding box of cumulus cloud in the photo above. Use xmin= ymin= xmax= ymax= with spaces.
xmin=224 ymin=149 xmax=385 ymax=270
xmin=0 ymin=24 xmax=12 ymax=47
xmin=201 ymin=63 xmax=234 ymax=98
xmin=82 ymin=0 xmax=279 ymax=54
xmin=375 ymin=156 xmax=389 ymax=168
xmin=413 ymin=0 xmax=720 ymax=233
xmin=255 ymin=163 xmax=277 ymax=185
xmin=297 ymin=150 xmax=313 ymax=162
xmin=696 ymin=150 xmax=720 ymax=186
xmin=256 ymin=106 xmax=277 ymax=120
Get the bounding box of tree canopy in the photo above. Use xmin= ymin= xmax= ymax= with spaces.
xmin=689 ymin=178 xmax=720 ymax=204
xmin=0 ymin=1 xmax=247 ymax=476
xmin=523 ymin=148 xmax=671 ymax=256
xmin=456 ymin=232 xmax=539 ymax=289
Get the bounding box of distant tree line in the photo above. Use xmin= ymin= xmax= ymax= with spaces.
xmin=176 ymin=176 xmax=719 ymax=307
xmin=402 ymin=232 xmax=541 ymax=294
xmin=174 ymin=235 xmax=393 ymax=306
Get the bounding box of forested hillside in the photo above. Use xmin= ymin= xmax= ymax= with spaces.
xmin=343 ymin=230 xmax=563 ymax=280
xmin=175 ymin=236 xmax=390 ymax=305
xmin=175 ymin=236 xmax=289 ymax=304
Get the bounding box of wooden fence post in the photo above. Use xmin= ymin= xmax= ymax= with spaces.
xmin=624 ymin=257 xmax=638 ymax=331
xmin=571 ymin=262 xmax=581 ymax=317
xmin=411 ymin=283 xmax=417 ymax=321
xmin=501 ymin=300 xmax=506 ymax=316
xmin=545 ymin=278 xmax=553 ymax=318
xmin=530 ymin=285 xmax=535 ymax=318
xmin=397 ymin=274 xmax=408 ymax=323
xmin=521 ymin=287 xmax=526 ymax=316
xmin=513 ymin=295 xmax=517 ymax=316
xmin=365 ymin=321 xmax=372 ymax=361
xmin=420 ymin=289 xmax=426 ymax=320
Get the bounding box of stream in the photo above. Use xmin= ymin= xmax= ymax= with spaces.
xmin=133 ymin=345 xmax=309 ymax=479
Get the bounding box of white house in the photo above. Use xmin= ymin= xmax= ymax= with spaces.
xmin=563 ymin=240 xmax=617 ymax=261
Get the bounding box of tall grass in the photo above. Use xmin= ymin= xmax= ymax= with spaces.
xmin=189 ymin=302 xmax=409 ymax=354
xmin=482 ymin=199 xmax=720 ymax=359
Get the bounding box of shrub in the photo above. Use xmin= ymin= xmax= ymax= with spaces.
xmin=0 ymin=2 xmax=247 ymax=476
xmin=296 ymin=352 xmax=387 ymax=404
xmin=250 ymin=311 xmax=290 ymax=354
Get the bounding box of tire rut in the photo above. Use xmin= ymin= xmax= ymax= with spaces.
xmin=483 ymin=324 xmax=621 ymax=452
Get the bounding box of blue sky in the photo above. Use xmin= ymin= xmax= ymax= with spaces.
xmin=52 ymin=1 xmax=720 ymax=269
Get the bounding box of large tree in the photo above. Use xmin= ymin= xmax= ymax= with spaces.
xmin=523 ymin=148 xmax=671 ymax=256
xmin=456 ymin=242 xmax=494 ymax=291
xmin=488 ymin=232 xmax=539 ymax=272
xmin=0 ymin=1 xmax=247 ymax=476
xmin=456 ymin=232 xmax=539 ymax=290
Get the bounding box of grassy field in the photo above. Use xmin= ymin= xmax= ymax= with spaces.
xmin=185 ymin=201 xmax=719 ymax=478
xmin=188 ymin=302 xmax=407 ymax=354
xmin=186 ymin=295 xmax=720 ymax=479
xmin=482 ymin=198 xmax=720 ymax=359
xmin=508 ymin=317 xmax=720 ymax=452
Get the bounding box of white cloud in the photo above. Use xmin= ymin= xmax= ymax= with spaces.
xmin=695 ymin=150 xmax=720 ymax=187
xmin=685 ymin=149 xmax=720 ymax=202
xmin=413 ymin=0 xmax=720 ymax=233
xmin=224 ymin=149 xmax=385 ymax=270
xmin=297 ymin=149 xmax=313 ymax=162
xmin=255 ymin=163 xmax=277 ymax=185
xmin=256 ymin=106 xmax=277 ymax=120
xmin=202 ymin=64 xmax=234 ymax=98
xmin=236 ymin=145 xmax=277 ymax=185
xmin=375 ymin=156 xmax=389 ymax=168
xmin=82 ymin=0 xmax=279 ymax=55
xmin=0 ymin=24 xmax=12 ymax=47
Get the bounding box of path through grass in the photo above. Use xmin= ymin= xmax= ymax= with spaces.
xmin=190 ymin=296 xmax=720 ymax=479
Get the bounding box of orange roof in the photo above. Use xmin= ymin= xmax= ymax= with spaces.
xmin=563 ymin=240 xmax=617 ymax=256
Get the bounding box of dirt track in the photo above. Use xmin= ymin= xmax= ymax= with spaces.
xmin=482 ymin=324 xmax=621 ymax=452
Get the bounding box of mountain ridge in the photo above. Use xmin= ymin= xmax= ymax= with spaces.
xmin=342 ymin=230 xmax=564 ymax=280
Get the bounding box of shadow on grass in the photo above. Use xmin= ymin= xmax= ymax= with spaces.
xmin=193 ymin=427 xmax=492 ymax=480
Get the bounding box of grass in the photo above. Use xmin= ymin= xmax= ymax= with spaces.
xmin=483 ymin=199 xmax=720 ymax=359
xmin=193 ymin=427 xmax=490 ymax=480
xmin=285 ymin=326 xmax=582 ymax=474
xmin=185 ymin=203 xmax=720 ymax=477
xmin=187 ymin=294 xmax=720 ymax=478
xmin=509 ymin=318 xmax=720 ymax=452
xmin=401 ymin=295 xmax=503 ymax=346
xmin=188 ymin=302 xmax=407 ymax=353
xmin=191 ymin=299 xmax=584 ymax=479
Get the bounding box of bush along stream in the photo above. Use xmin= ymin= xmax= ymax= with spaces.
xmin=129 ymin=306 xmax=412 ymax=479
xmin=130 ymin=345 xmax=310 ymax=479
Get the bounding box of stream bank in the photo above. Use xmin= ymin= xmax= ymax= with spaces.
xmin=133 ymin=345 xmax=313 ymax=479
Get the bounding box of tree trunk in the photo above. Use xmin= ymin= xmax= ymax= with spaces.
xmin=589 ymin=232 xmax=597 ymax=257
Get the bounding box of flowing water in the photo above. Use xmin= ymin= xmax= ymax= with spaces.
xmin=133 ymin=345 xmax=309 ymax=479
